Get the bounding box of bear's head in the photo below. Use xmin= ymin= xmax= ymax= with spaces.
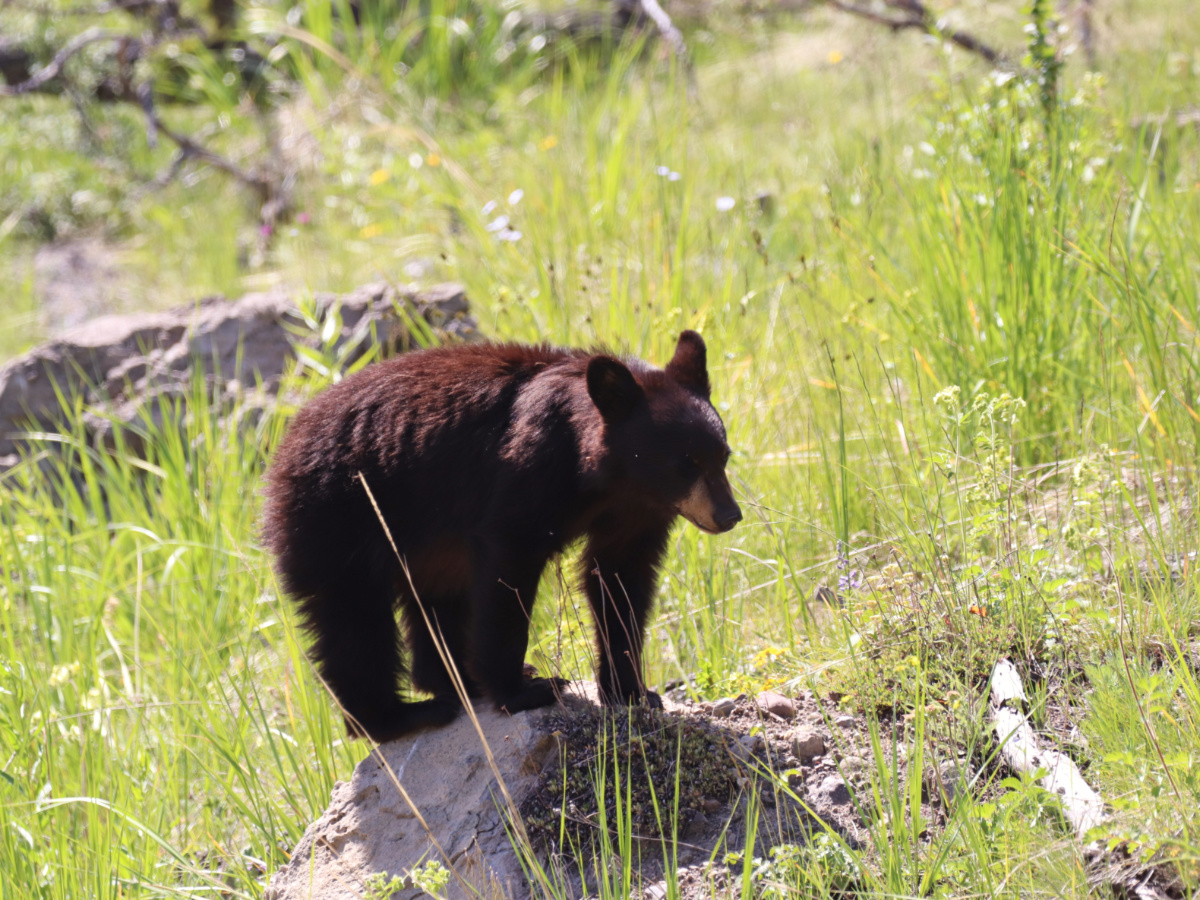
xmin=586 ymin=331 xmax=742 ymax=534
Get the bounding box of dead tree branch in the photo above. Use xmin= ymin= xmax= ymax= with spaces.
xmin=136 ymin=87 xmax=276 ymax=206
xmin=989 ymin=659 xmax=1183 ymax=900
xmin=989 ymin=659 xmax=1105 ymax=836
xmin=637 ymin=0 xmax=690 ymax=61
xmin=0 ymin=27 xmax=123 ymax=96
xmin=612 ymin=0 xmax=696 ymax=91
xmin=1131 ymin=108 xmax=1200 ymax=130
xmin=0 ymin=21 xmax=289 ymax=225
xmin=640 ymin=0 xmax=697 ymax=93
xmin=824 ymin=0 xmax=1006 ymax=66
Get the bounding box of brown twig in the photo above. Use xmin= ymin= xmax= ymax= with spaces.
xmin=137 ymin=89 xmax=274 ymax=204
xmin=824 ymin=0 xmax=1007 ymax=66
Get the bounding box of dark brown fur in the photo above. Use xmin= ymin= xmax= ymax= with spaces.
xmin=261 ymin=331 xmax=740 ymax=741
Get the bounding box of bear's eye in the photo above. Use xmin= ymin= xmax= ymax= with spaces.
xmin=678 ymin=454 xmax=700 ymax=477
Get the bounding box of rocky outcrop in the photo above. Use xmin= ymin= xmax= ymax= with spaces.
xmin=265 ymin=699 xmax=560 ymax=900
xmin=0 ymin=282 xmax=476 ymax=467
xmin=264 ymin=684 xmax=864 ymax=900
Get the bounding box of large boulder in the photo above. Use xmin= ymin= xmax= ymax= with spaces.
xmin=264 ymin=685 xmax=841 ymax=900
xmin=0 ymin=282 xmax=476 ymax=467
xmin=264 ymin=699 xmax=561 ymax=900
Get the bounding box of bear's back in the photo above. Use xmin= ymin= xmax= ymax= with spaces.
xmin=267 ymin=341 xmax=588 ymax=495
xmin=262 ymin=341 xmax=601 ymax=568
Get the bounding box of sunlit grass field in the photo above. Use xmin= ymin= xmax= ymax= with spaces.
xmin=1 ymin=0 xmax=1198 ymax=896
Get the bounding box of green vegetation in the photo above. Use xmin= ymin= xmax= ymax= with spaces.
xmin=1 ymin=0 xmax=1198 ymax=896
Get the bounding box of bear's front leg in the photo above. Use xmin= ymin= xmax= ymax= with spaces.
xmin=468 ymin=558 xmax=568 ymax=714
xmin=582 ymin=524 xmax=672 ymax=709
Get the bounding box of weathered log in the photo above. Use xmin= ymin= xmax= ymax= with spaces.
xmin=988 ymin=658 xmax=1106 ymax=836
xmin=987 ymin=665 xmax=1183 ymax=898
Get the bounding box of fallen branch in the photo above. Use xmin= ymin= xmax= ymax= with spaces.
xmin=137 ymin=85 xmax=280 ymax=211
xmin=0 ymin=22 xmax=288 ymax=225
xmin=824 ymin=0 xmax=1006 ymax=66
xmin=612 ymin=0 xmax=696 ymax=92
xmin=0 ymin=27 xmax=123 ymax=97
xmin=988 ymin=659 xmax=1183 ymax=899
xmin=636 ymin=0 xmax=690 ymax=62
xmin=989 ymin=658 xmax=1105 ymax=836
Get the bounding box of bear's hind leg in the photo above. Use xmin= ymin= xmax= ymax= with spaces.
xmin=298 ymin=573 xmax=458 ymax=742
xmin=404 ymin=597 xmax=482 ymax=702
xmin=468 ymin=561 xmax=568 ymax=714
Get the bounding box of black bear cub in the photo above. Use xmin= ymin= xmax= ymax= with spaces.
xmin=262 ymin=330 xmax=741 ymax=742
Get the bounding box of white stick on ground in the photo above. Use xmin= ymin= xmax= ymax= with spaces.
xmin=637 ymin=0 xmax=689 ymax=61
xmin=989 ymin=658 xmax=1107 ymax=837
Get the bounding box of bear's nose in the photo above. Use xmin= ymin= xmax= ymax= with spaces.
xmin=716 ymin=506 xmax=742 ymax=532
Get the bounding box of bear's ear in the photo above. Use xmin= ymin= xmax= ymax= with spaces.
xmin=665 ymin=330 xmax=710 ymax=398
xmin=587 ymin=356 xmax=644 ymax=423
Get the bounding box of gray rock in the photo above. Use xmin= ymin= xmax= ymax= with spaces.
xmin=840 ymin=756 xmax=867 ymax=776
xmin=755 ymin=690 xmax=796 ymax=720
xmin=0 ymin=282 xmax=478 ymax=467
xmin=265 ymin=690 xmax=562 ymax=900
xmin=925 ymin=760 xmax=969 ymax=805
xmin=813 ymin=775 xmax=852 ymax=807
xmin=790 ymin=729 xmax=825 ymax=761
xmin=738 ymin=733 xmax=765 ymax=754
xmin=711 ymin=697 xmax=736 ymax=718
xmin=834 ymin=714 xmax=856 ymax=729
xmin=266 ymin=683 xmax=808 ymax=900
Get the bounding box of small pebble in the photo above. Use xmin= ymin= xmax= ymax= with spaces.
xmin=840 ymin=756 xmax=866 ymax=775
xmin=814 ymin=774 xmax=852 ymax=806
xmin=791 ymin=728 xmax=826 ymax=761
xmin=738 ymin=733 xmax=765 ymax=754
xmin=712 ymin=697 xmax=736 ymax=718
xmin=702 ymin=797 xmax=722 ymax=814
xmin=682 ymin=812 xmax=708 ymax=839
xmin=755 ymin=690 xmax=796 ymax=720
xmin=925 ymin=760 xmax=967 ymax=804
xmin=835 ymin=714 xmax=856 ymax=729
